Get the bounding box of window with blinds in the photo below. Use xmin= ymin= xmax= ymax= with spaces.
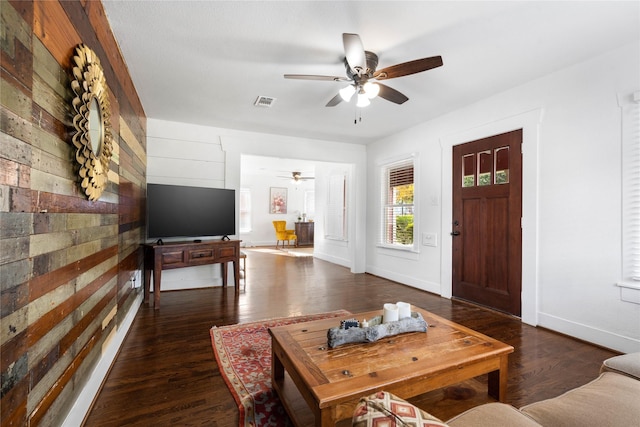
xmin=325 ymin=174 xmax=347 ymax=240
xmin=304 ymin=190 xmax=315 ymax=217
xmin=380 ymin=158 xmax=415 ymax=247
xmin=239 ymin=188 xmax=251 ymax=233
xmin=622 ymin=91 xmax=640 ymax=285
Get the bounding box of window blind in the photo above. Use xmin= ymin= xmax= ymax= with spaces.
xmin=389 ymin=163 xmax=414 ymax=187
xmin=325 ymin=174 xmax=346 ymax=240
xmin=239 ymin=188 xmax=251 ymax=232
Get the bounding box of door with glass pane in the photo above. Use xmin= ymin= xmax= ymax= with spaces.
xmin=452 ymin=129 xmax=522 ymax=316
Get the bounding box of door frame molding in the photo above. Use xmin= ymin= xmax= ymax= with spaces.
xmin=440 ymin=108 xmax=543 ymax=326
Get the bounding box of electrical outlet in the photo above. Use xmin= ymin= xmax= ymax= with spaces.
xmin=130 ymin=269 xmax=142 ymax=289
xmin=422 ymin=233 xmax=437 ymax=247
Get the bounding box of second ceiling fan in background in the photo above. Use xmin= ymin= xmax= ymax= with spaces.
xmin=284 ymin=33 xmax=443 ymax=107
xmin=277 ymin=172 xmax=315 ymax=183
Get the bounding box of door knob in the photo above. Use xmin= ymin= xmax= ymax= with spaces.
xmin=450 ymin=231 xmax=460 ymax=236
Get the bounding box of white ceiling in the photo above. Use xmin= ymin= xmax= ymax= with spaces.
xmin=102 ymin=1 xmax=639 ymax=145
xmin=241 ymin=154 xmax=316 ymax=178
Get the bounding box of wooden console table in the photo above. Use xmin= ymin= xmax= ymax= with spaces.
xmin=143 ymin=239 xmax=241 ymax=309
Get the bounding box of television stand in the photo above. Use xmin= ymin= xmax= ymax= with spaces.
xmin=143 ymin=239 xmax=241 ymax=309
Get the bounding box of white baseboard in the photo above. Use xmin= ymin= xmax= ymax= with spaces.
xmin=537 ymin=312 xmax=640 ymax=354
xmin=365 ymin=265 xmax=442 ymax=296
xmin=313 ymin=251 xmax=350 ymax=268
xmin=61 ymin=292 xmax=143 ymax=426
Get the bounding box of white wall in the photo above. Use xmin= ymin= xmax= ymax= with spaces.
xmin=366 ymin=41 xmax=640 ymax=353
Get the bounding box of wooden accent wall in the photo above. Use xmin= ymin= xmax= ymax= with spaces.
xmin=1 ymin=1 xmax=146 ymax=425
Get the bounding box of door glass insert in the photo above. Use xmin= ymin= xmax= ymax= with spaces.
xmin=478 ymin=150 xmax=492 ymax=186
xmin=462 ymin=154 xmax=475 ymax=187
xmin=494 ymin=146 xmax=509 ymax=184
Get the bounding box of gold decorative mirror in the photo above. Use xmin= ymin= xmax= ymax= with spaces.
xmin=70 ymin=44 xmax=113 ymax=201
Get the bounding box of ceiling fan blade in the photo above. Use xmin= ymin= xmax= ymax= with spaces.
xmin=326 ymin=93 xmax=343 ymax=107
xmin=373 ymin=56 xmax=443 ymax=80
xmin=343 ymin=33 xmax=366 ymax=75
xmin=284 ymin=74 xmax=349 ymax=82
xmin=377 ymin=83 xmax=409 ymax=105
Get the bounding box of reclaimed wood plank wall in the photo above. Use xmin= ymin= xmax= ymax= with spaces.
xmin=1 ymin=1 xmax=147 ymax=425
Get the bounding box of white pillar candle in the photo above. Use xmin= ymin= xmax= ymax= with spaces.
xmin=397 ymin=302 xmax=411 ymax=319
xmin=383 ymin=303 xmax=399 ymax=323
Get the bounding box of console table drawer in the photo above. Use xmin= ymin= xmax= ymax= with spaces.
xmin=188 ymin=249 xmax=215 ymax=263
xmin=216 ymin=246 xmax=237 ymax=260
xmin=161 ymin=250 xmax=186 ymax=266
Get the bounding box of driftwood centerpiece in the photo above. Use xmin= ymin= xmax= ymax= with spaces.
xmin=327 ymin=312 xmax=427 ymax=348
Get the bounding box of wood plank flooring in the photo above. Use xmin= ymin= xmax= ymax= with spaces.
xmin=83 ymin=248 xmax=617 ymax=426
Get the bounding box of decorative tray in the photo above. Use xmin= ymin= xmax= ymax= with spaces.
xmin=327 ymin=312 xmax=427 ymax=348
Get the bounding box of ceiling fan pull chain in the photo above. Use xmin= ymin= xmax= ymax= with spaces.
xmin=353 ymin=108 xmax=363 ymax=125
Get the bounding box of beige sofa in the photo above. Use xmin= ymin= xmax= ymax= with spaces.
xmin=353 ymin=353 xmax=640 ymax=427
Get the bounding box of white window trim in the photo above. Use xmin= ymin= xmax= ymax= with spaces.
xmin=618 ymin=90 xmax=640 ymax=289
xmin=377 ymin=153 xmax=419 ymax=253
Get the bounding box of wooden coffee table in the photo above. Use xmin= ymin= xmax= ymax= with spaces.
xmin=269 ymin=307 xmax=513 ymax=426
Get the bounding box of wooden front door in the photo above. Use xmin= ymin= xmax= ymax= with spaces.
xmin=452 ymin=129 xmax=523 ymax=316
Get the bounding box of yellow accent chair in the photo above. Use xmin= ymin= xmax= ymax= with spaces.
xmin=272 ymin=221 xmax=297 ymax=249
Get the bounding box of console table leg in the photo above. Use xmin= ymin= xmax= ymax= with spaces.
xmin=153 ymin=258 xmax=162 ymax=310
xmin=143 ymin=267 xmax=151 ymax=304
xmin=221 ymin=262 xmax=228 ymax=287
xmin=233 ymin=260 xmax=240 ymax=293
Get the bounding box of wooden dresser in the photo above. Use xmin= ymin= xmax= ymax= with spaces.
xmin=143 ymin=239 xmax=241 ymax=309
xmin=294 ymin=222 xmax=314 ymax=246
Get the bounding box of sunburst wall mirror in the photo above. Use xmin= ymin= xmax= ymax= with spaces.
xmin=70 ymin=44 xmax=113 ymax=201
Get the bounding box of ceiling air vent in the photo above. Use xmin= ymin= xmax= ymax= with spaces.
xmin=254 ymin=96 xmax=276 ymax=108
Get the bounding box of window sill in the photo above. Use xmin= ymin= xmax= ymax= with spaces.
xmin=616 ymin=282 xmax=640 ymax=305
xmin=616 ymin=282 xmax=640 ymax=290
xmin=376 ymin=244 xmax=419 ymax=260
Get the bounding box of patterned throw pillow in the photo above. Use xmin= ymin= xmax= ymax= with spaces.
xmin=352 ymin=391 xmax=450 ymax=427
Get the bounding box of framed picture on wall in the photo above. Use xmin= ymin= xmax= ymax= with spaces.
xmin=270 ymin=187 xmax=287 ymax=214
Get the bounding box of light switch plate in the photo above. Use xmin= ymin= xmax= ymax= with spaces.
xmin=422 ymin=232 xmax=437 ymax=247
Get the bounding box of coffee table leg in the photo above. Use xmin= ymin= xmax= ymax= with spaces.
xmin=319 ymin=407 xmax=336 ymax=427
xmin=488 ymin=354 xmax=509 ymax=402
xmin=272 ymin=345 xmax=284 ymax=381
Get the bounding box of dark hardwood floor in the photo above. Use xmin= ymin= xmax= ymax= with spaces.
xmin=83 ymin=248 xmax=617 ymax=426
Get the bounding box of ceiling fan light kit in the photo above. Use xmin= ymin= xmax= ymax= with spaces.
xmin=284 ymin=33 xmax=443 ymax=114
xmin=363 ymin=81 xmax=380 ymax=99
xmin=339 ymin=84 xmax=356 ymax=102
xmin=356 ymin=91 xmax=371 ymax=108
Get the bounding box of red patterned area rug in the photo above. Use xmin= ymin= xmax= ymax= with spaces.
xmin=210 ymin=310 xmax=351 ymax=427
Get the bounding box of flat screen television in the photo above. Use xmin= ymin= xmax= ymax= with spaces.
xmin=147 ymin=183 xmax=236 ymax=240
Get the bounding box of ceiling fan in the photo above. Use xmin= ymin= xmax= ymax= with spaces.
xmin=284 ymin=33 xmax=443 ymax=107
xmin=278 ymin=171 xmax=315 ymax=182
